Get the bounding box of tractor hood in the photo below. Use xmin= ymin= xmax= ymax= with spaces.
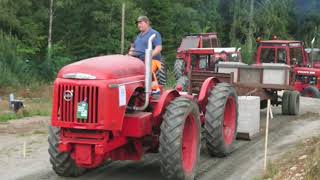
xmin=57 ymin=55 xmax=145 ymax=80
xmin=294 ymin=67 xmax=320 ymax=76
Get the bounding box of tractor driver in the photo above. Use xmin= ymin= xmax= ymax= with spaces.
xmin=129 ymin=16 xmax=162 ymax=94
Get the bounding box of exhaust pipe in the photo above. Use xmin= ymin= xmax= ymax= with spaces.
xmin=133 ymin=33 xmax=156 ymax=111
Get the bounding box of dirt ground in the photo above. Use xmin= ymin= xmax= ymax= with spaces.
xmin=0 ymin=97 xmax=319 ymax=180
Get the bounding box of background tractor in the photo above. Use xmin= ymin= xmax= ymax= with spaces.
xmin=255 ymin=39 xmax=320 ymax=98
xmin=175 ymin=39 xmax=302 ymax=116
xmin=48 ymin=35 xmax=239 ymax=180
xmin=174 ymin=32 xmax=220 ymax=80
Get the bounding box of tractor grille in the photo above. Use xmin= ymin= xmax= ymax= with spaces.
xmin=295 ymin=75 xmax=317 ymax=85
xmin=57 ymin=84 xmax=99 ymax=124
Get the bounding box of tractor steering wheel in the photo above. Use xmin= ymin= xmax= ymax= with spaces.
xmin=128 ymin=50 xmax=145 ymax=61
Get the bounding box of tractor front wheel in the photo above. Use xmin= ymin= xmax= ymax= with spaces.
xmin=48 ymin=126 xmax=86 ymax=177
xmin=282 ymin=91 xmax=290 ymax=115
xmin=159 ymin=97 xmax=200 ymax=180
xmin=302 ymin=86 xmax=320 ymax=98
xmin=282 ymin=90 xmax=300 ymax=115
xmin=204 ymin=83 xmax=238 ymax=157
xmin=288 ymin=91 xmax=300 ymax=115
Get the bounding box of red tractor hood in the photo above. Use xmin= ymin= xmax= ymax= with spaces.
xmin=57 ymin=55 xmax=145 ymax=80
xmin=294 ymin=67 xmax=320 ymax=76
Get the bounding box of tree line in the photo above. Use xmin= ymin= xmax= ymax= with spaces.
xmin=0 ymin=0 xmax=319 ymax=86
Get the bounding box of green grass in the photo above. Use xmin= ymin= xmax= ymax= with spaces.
xmin=0 ymin=85 xmax=52 ymax=122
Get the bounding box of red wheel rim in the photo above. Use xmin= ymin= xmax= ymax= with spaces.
xmin=223 ymin=97 xmax=236 ymax=145
xmin=182 ymin=114 xmax=198 ymax=173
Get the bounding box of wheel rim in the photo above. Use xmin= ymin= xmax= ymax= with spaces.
xmin=223 ymin=96 xmax=236 ymax=145
xmin=182 ymin=114 xmax=198 ymax=173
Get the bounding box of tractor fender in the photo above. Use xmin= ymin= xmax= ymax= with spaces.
xmin=198 ymin=77 xmax=220 ymax=112
xmin=152 ymin=90 xmax=180 ymax=126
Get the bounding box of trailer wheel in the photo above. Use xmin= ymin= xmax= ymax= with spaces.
xmin=159 ymin=97 xmax=200 ymax=180
xmin=302 ymin=86 xmax=320 ymax=98
xmin=204 ymin=83 xmax=238 ymax=157
xmin=282 ymin=91 xmax=290 ymax=115
xmin=156 ymin=60 xmax=167 ymax=85
xmin=288 ymin=91 xmax=300 ymax=115
xmin=176 ymin=76 xmax=189 ymax=92
xmin=174 ymin=59 xmax=185 ymax=80
xmin=48 ymin=126 xmax=86 ymax=177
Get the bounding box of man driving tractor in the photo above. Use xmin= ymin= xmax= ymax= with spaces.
xmin=129 ymin=16 xmax=162 ymax=94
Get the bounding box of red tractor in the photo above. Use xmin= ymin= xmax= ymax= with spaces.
xmin=175 ymin=48 xmax=242 ymax=91
xmin=174 ymin=40 xmax=301 ymax=116
xmin=49 ymin=35 xmax=239 ymax=179
xmin=174 ymin=32 xmax=220 ymax=79
xmin=255 ymin=40 xmax=320 ymax=98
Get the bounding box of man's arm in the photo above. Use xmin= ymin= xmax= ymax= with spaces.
xmin=152 ymin=45 xmax=162 ymax=58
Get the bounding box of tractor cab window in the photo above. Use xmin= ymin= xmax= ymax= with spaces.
xmin=202 ymin=38 xmax=211 ymax=48
xmin=179 ymin=37 xmax=200 ymax=51
xmin=211 ymin=38 xmax=219 ymax=47
xmin=277 ymin=49 xmax=287 ymax=64
xmin=190 ymin=54 xmax=210 ymax=70
xmin=260 ymin=48 xmax=275 ymax=63
xmin=290 ymin=47 xmax=303 ymax=66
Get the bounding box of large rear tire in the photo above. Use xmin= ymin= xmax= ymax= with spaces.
xmin=204 ymin=83 xmax=238 ymax=157
xmin=174 ymin=59 xmax=185 ymax=80
xmin=48 ymin=126 xmax=86 ymax=177
xmin=159 ymin=97 xmax=201 ymax=180
xmin=302 ymin=86 xmax=320 ymax=98
xmin=156 ymin=60 xmax=167 ymax=85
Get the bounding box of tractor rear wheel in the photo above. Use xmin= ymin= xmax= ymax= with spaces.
xmin=288 ymin=91 xmax=300 ymax=115
xmin=176 ymin=76 xmax=189 ymax=92
xmin=204 ymin=83 xmax=238 ymax=157
xmin=282 ymin=91 xmax=290 ymax=115
xmin=48 ymin=126 xmax=86 ymax=177
xmin=174 ymin=59 xmax=185 ymax=80
xmin=302 ymin=86 xmax=320 ymax=98
xmin=159 ymin=97 xmax=200 ymax=180
xmin=156 ymin=60 xmax=167 ymax=85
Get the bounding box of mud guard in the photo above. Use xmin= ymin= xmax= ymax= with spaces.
xmin=152 ymin=90 xmax=180 ymax=127
xmin=198 ymin=77 xmax=220 ymax=112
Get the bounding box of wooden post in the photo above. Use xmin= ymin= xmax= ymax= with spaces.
xmin=247 ymin=0 xmax=254 ymax=53
xmin=120 ymin=3 xmax=125 ymax=54
xmin=48 ymin=0 xmax=54 ymax=59
xmin=264 ymin=99 xmax=271 ymax=171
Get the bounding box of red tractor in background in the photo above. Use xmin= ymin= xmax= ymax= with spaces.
xmin=175 ymin=48 xmax=242 ymax=91
xmin=49 ymin=34 xmax=239 ymax=180
xmin=174 ymin=33 xmax=241 ymax=81
xmin=294 ymin=48 xmax=320 ymax=98
xmin=255 ymin=40 xmax=320 ymax=98
xmin=174 ymin=32 xmax=220 ymax=79
xmin=174 ymin=39 xmax=301 ymax=115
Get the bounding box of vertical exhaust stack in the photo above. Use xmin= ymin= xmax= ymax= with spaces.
xmin=133 ymin=34 xmax=156 ymax=111
xmin=311 ymin=37 xmax=316 ymax=66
